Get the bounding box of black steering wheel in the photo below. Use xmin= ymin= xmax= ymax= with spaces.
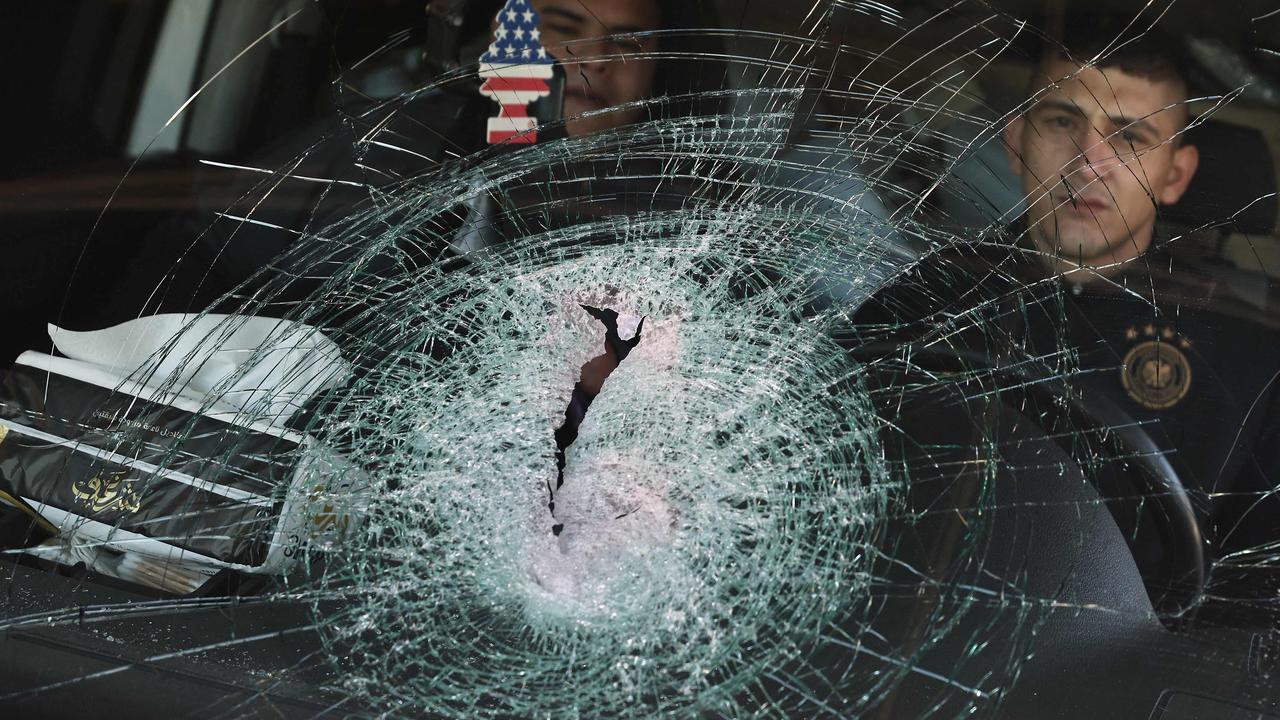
xmin=848 ymin=341 xmax=1207 ymax=621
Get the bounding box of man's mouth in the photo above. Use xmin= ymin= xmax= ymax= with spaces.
xmin=1055 ymin=192 xmax=1111 ymax=215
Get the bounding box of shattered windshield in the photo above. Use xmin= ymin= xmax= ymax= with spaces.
xmin=2 ymin=0 xmax=1280 ymax=717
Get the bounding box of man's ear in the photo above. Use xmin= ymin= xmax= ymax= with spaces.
xmin=1158 ymin=142 xmax=1199 ymax=205
xmin=1004 ymin=114 xmax=1026 ymax=177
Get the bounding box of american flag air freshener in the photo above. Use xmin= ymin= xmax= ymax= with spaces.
xmin=479 ymin=0 xmax=559 ymax=144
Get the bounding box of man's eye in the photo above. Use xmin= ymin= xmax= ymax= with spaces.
xmin=1117 ymin=130 xmax=1145 ymax=146
xmin=1039 ymin=114 xmax=1075 ymax=132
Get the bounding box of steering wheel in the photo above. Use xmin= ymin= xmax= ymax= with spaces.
xmin=848 ymin=341 xmax=1207 ymax=621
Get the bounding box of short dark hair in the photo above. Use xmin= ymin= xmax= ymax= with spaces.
xmin=1039 ymin=13 xmax=1190 ymax=91
xmin=1024 ymin=12 xmax=1193 ymax=137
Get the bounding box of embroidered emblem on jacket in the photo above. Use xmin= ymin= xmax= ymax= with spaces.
xmin=1120 ymin=325 xmax=1193 ymax=409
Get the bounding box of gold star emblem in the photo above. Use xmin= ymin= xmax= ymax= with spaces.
xmin=1144 ymin=324 xmax=1156 ymax=336
xmin=1125 ymin=326 xmax=1138 ymax=341
xmin=1161 ymin=327 xmax=1174 ymax=339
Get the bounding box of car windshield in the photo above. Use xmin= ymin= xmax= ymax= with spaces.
xmin=2 ymin=1 xmax=1280 ymax=717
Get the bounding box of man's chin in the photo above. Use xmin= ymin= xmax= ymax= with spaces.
xmin=564 ymin=117 xmax=609 ymax=137
xmin=1031 ymin=222 xmax=1115 ymax=261
xmin=563 ymin=109 xmax=642 ymax=138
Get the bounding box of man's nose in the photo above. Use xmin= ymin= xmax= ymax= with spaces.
xmin=565 ymin=37 xmax=611 ymax=74
xmin=1074 ymin=126 xmax=1124 ymax=175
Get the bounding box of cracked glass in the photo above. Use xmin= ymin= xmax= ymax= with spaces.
xmin=2 ymin=0 xmax=1280 ymax=717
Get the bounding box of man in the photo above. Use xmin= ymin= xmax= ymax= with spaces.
xmin=995 ymin=27 xmax=1279 ymax=450
xmin=996 ymin=23 xmax=1280 ymax=620
xmin=532 ymin=0 xmax=661 ymax=137
xmin=857 ymin=20 xmax=1280 ymax=622
xmin=514 ymin=0 xmax=728 ymax=138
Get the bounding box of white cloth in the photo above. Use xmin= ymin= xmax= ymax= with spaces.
xmin=45 ymin=314 xmax=349 ymax=425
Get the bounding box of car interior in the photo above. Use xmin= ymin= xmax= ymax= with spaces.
xmin=2 ymin=1 xmax=1279 ymax=717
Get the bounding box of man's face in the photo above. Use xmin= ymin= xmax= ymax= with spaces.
xmin=1005 ymin=57 xmax=1200 ymax=274
xmin=531 ymin=0 xmax=660 ymax=137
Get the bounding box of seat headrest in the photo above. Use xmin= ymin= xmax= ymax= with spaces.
xmin=1162 ymin=119 xmax=1278 ymax=236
